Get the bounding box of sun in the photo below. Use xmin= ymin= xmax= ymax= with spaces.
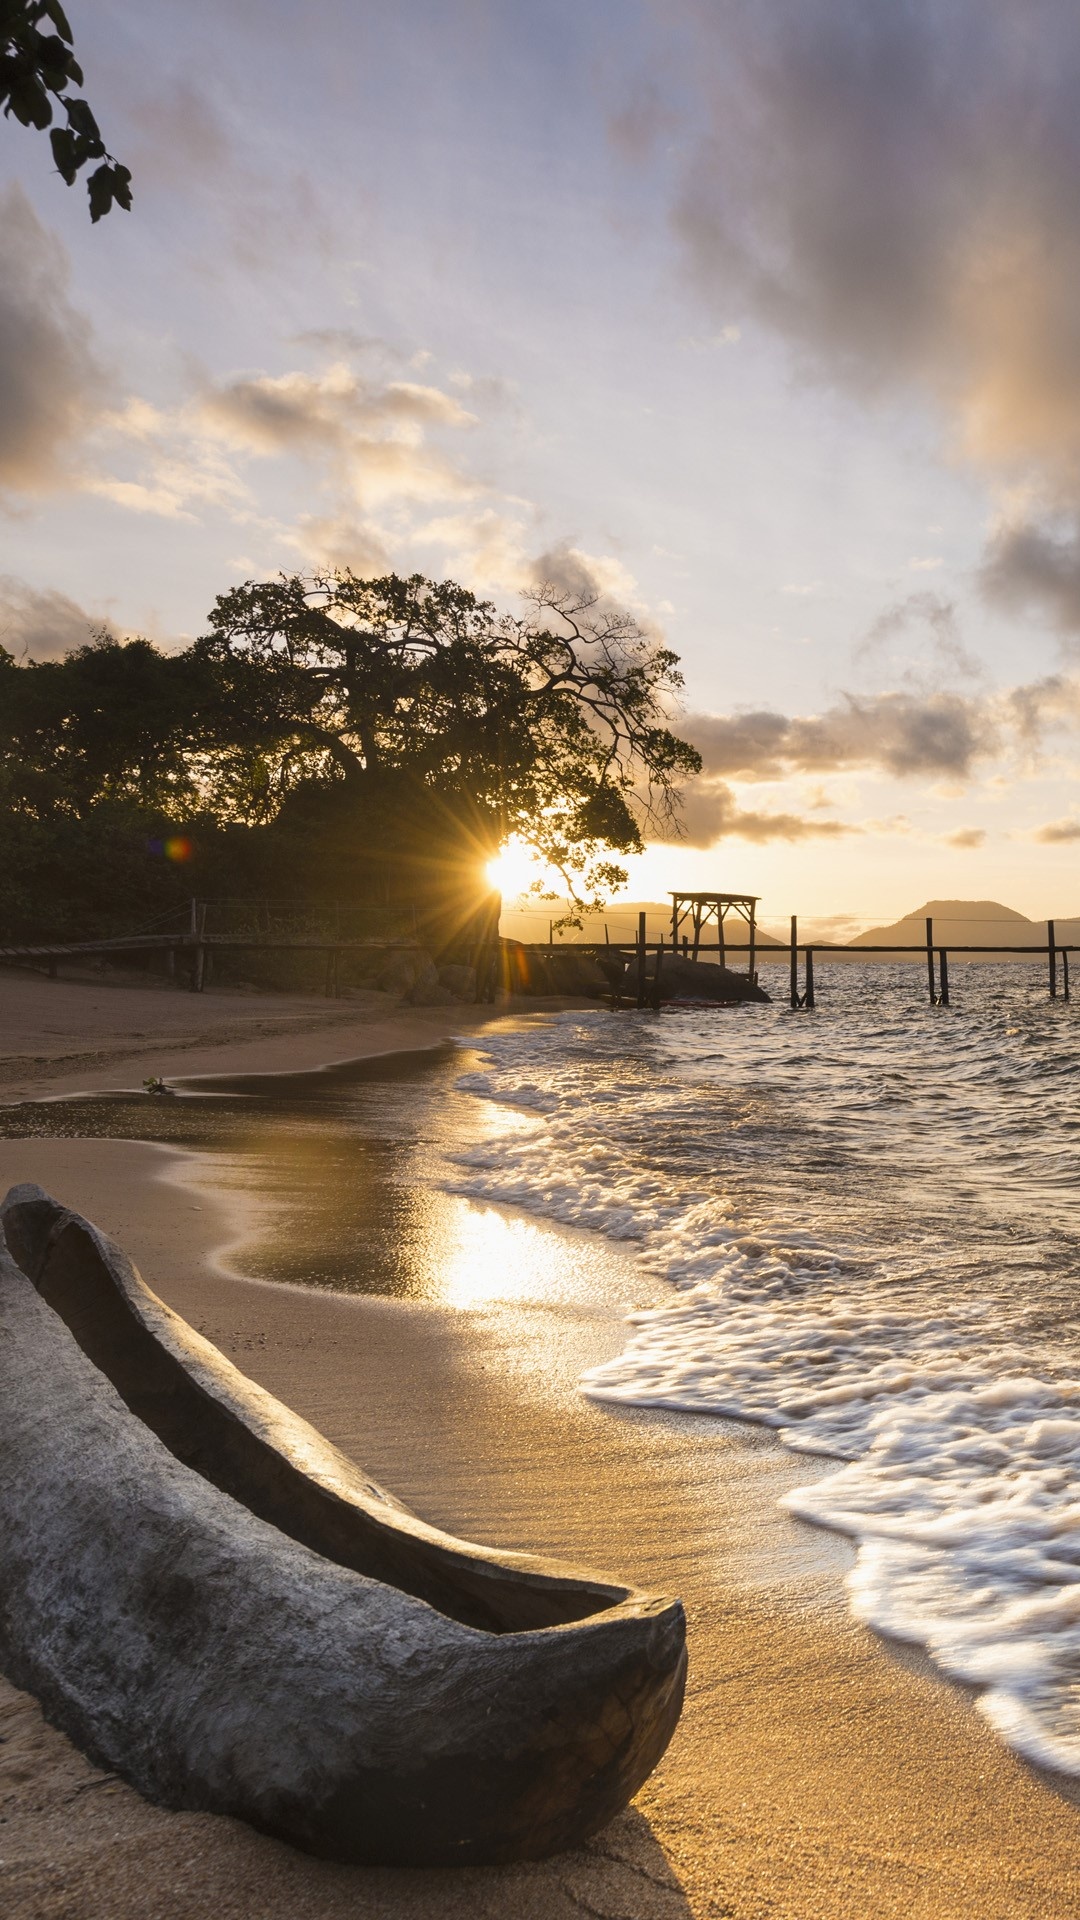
xmin=485 ymin=837 xmax=548 ymax=899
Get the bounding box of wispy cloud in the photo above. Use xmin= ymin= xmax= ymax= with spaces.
xmin=0 ymin=576 xmax=107 ymax=659
xmin=657 ymin=2 xmax=1080 ymax=632
xmin=0 ymin=188 xmax=104 ymax=494
xmin=659 ymin=778 xmax=860 ymax=848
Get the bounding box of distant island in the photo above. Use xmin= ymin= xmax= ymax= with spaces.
xmin=499 ymin=898 xmax=1080 ymax=958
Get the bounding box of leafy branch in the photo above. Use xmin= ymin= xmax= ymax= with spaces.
xmin=1 ymin=1 xmax=131 ymax=220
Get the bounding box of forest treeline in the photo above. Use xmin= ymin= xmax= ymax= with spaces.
xmin=0 ymin=571 xmax=699 ymax=950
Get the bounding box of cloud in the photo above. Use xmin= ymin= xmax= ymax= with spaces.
xmin=290 ymin=329 xmax=393 ymax=361
xmin=419 ymin=508 xmax=533 ymax=591
xmin=980 ymin=521 xmax=1080 ymax=634
xmin=0 ymin=576 xmax=106 ymax=659
xmin=529 ymin=541 xmax=649 ymax=614
xmin=659 ymin=777 xmax=859 ymax=847
xmin=1005 ymin=669 xmax=1080 ymax=742
xmin=943 ymin=827 xmax=987 ymax=849
xmin=86 ymin=358 xmax=490 ymax=538
xmin=1032 ymin=815 xmax=1080 ymax=843
xmin=685 ymin=688 xmax=995 ymax=782
xmin=858 ymin=590 xmax=981 ymax=679
xmin=201 ymin=367 xmax=474 ymax=458
xmin=285 ymin=514 xmax=391 ymax=575
xmin=198 ymin=366 xmax=478 ymax=512
xmin=0 ymin=188 xmax=104 ymax=494
xmin=658 ymin=4 xmax=1080 ymax=626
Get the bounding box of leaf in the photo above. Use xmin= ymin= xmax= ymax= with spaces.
xmin=107 ymin=161 xmax=132 ymax=211
xmin=87 ymin=159 xmax=131 ymax=221
xmin=8 ymin=73 xmax=53 ymax=129
xmin=49 ymin=121 xmax=77 ymax=181
xmin=64 ymin=93 xmax=99 ymax=140
xmin=41 ymin=0 xmax=74 ymax=41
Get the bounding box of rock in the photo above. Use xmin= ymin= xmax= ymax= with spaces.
xmin=646 ymin=955 xmax=770 ymax=1004
xmin=375 ymin=948 xmax=439 ymax=999
xmin=543 ymin=951 xmax=611 ymax=996
xmin=437 ymin=963 xmax=477 ymax=1001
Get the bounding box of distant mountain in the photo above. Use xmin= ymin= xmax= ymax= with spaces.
xmin=499 ymin=896 xmax=1080 ymax=956
xmin=850 ymin=900 xmax=1080 ymax=955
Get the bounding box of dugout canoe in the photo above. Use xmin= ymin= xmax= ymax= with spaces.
xmin=0 ymin=1183 xmax=686 ymax=1867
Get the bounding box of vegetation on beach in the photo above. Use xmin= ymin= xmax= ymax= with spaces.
xmin=0 ymin=572 xmax=699 ymax=947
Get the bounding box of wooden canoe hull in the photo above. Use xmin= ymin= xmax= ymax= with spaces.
xmin=0 ymin=1185 xmax=686 ymax=1866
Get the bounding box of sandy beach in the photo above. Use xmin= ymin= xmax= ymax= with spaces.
xmin=2 ymin=970 xmax=1080 ymax=1919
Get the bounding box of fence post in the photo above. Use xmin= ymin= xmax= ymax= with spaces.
xmin=805 ymin=947 xmax=815 ymax=1009
xmin=938 ymin=949 xmax=950 ymax=1007
xmin=789 ymin=915 xmax=798 ymax=1009
xmin=636 ymin=910 xmax=647 ymax=1007
xmin=1049 ymin=920 xmax=1058 ymax=999
xmin=925 ymin=916 xmax=936 ymax=1005
xmin=191 ymin=898 xmax=206 ymax=993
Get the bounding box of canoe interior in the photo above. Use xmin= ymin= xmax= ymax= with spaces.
xmin=2 ymin=1187 xmax=632 ymax=1637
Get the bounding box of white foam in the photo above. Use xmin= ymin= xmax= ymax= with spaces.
xmin=452 ymin=1012 xmax=1080 ymax=1774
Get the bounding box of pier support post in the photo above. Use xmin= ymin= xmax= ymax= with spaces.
xmin=938 ymin=949 xmax=950 ymax=1007
xmin=789 ymin=916 xmax=799 ymax=1009
xmin=1049 ymin=920 xmax=1058 ymax=999
xmin=636 ymin=911 xmax=647 ymax=1007
xmin=925 ymin=916 xmax=936 ymax=1005
xmin=651 ymin=941 xmax=663 ymax=1011
xmin=1064 ymin=950 xmax=1071 ymax=1001
xmin=805 ymin=948 xmax=815 ymax=1009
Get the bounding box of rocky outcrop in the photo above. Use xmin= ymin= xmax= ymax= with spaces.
xmin=437 ymin=963 xmax=477 ymax=1000
xmin=629 ymin=954 xmax=770 ymax=1004
xmin=0 ymin=1186 xmax=687 ymax=1868
xmin=657 ymin=955 xmax=769 ymax=1003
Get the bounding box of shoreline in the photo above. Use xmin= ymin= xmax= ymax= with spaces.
xmin=2 ymin=975 xmax=1080 ymax=1916
xmin=0 ymin=966 xmax=531 ymax=1107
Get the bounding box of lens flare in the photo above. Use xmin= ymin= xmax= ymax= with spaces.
xmin=485 ymin=837 xmax=546 ymax=898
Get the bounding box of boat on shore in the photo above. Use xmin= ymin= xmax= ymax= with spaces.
xmin=0 ymin=1183 xmax=686 ymax=1867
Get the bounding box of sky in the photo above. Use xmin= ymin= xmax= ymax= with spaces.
xmin=6 ymin=0 xmax=1080 ymax=933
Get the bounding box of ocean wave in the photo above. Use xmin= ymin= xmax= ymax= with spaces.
xmin=452 ymin=985 xmax=1080 ymax=1773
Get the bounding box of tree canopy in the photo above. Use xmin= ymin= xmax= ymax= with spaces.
xmin=196 ymin=571 xmax=701 ymax=912
xmin=1 ymin=1 xmax=130 ymax=219
xmin=0 ymin=572 xmax=701 ymax=942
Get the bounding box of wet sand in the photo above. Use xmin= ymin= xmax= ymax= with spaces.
xmin=2 ymin=975 xmax=1080 ymax=1917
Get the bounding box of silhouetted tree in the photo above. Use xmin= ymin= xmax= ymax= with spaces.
xmin=197 ymin=571 xmax=701 ymax=916
xmin=1 ymin=635 xmax=211 ymax=818
xmin=1 ymin=1 xmax=130 ymax=219
xmin=0 ymin=575 xmax=701 ymax=942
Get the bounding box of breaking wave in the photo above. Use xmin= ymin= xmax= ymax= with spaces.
xmin=453 ymin=968 xmax=1080 ymax=1772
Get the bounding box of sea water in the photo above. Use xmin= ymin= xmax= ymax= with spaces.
xmin=451 ymin=963 xmax=1080 ymax=1774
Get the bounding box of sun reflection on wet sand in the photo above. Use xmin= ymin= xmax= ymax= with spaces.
xmin=438 ymin=1201 xmax=573 ymax=1311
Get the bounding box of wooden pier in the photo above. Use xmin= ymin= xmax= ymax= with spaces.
xmin=0 ymin=903 xmax=1073 ymax=1010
